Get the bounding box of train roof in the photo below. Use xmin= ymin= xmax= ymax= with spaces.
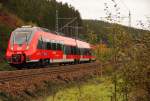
xmin=15 ymin=26 xmax=91 ymax=49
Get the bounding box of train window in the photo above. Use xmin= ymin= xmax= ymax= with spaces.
xmin=74 ymin=47 xmax=76 ymax=55
xmin=73 ymin=47 xmax=75 ymax=55
xmin=85 ymin=49 xmax=86 ymax=55
xmin=69 ymin=46 xmax=72 ymax=54
xmin=65 ymin=46 xmax=67 ymax=54
xmin=83 ymin=49 xmax=85 ymax=55
xmin=63 ymin=45 xmax=75 ymax=55
xmin=80 ymin=48 xmax=83 ymax=55
xmin=82 ymin=48 xmax=90 ymax=55
xmin=85 ymin=49 xmax=88 ymax=55
xmin=76 ymin=48 xmax=78 ymax=55
xmin=74 ymin=47 xmax=77 ymax=55
xmin=82 ymin=48 xmax=88 ymax=55
xmin=57 ymin=43 xmax=62 ymax=50
xmin=81 ymin=48 xmax=83 ymax=55
xmin=71 ymin=46 xmax=74 ymax=55
xmin=42 ymin=41 xmax=47 ymax=49
xmin=75 ymin=47 xmax=79 ymax=55
xmin=47 ymin=42 xmax=51 ymax=50
xmin=66 ymin=46 xmax=69 ymax=54
xmin=61 ymin=44 xmax=64 ymax=52
xmin=65 ymin=46 xmax=71 ymax=55
xmin=63 ymin=45 xmax=66 ymax=54
xmin=76 ymin=48 xmax=80 ymax=55
xmin=89 ymin=49 xmax=92 ymax=55
xmin=37 ymin=40 xmax=43 ymax=49
xmin=52 ymin=43 xmax=57 ymax=50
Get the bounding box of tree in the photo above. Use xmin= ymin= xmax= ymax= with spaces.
xmin=109 ymin=24 xmax=150 ymax=101
xmin=2 ymin=0 xmax=82 ymax=36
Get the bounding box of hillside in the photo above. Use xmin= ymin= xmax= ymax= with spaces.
xmin=0 ymin=0 xmax=82 ymax=54
xmin=0 ymin=7 xmax=24 ymax=54
xmin=1 ymin=0 xmax=82 ymax=35
xmin=83 ymin=20 xmax=149 ymax=45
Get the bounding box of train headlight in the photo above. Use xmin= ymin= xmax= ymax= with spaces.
xmin=11 ymin=47 xmax=13 ymax=50
xmin=26 ymin=46 xmax=29 ymax=50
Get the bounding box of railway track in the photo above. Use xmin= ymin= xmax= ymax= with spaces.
xmin=0 ymin=63 xmax=98 ymax=82
xmin=0 ymin=62 xmax=102 ymax=95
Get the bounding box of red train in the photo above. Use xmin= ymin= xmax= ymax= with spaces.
xmin=5 ymin=26 xmax=95 ymax=67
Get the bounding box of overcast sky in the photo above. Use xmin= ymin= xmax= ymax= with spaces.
xmin=56 ymin=0 xmax=150 ymax=29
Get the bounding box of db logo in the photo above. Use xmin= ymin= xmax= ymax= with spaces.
xmin=53 ymin=52 xmax=56 ymax=54
xmin=17 ymin=47 xmax=22 ymax=50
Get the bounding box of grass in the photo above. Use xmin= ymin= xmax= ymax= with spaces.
xmin=0 ymin=92 xmax=16 ymax=101
xmin=0 ymin=62 xmax=15 ymax=71
xmin=0 ymin=71 xmax=115 ymax=101
xmin=45 ymin=76 xmax=113 ymax=101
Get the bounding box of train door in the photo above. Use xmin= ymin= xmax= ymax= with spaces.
xmin=62 ymin=43 xmax=65 ymax=62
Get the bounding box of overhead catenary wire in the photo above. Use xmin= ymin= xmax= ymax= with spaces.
xmin=103 ymin=0 xmax=131 ymax=27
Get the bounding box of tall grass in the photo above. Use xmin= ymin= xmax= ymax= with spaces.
xmin=45 ymin=76 xmax=113 ymax=101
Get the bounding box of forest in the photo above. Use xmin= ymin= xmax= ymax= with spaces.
xmin=0 ymin=0 xmax=82 ymax=53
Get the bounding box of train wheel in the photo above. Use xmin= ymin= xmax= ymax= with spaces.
xmin=40 ymin=59 xmax=50 ymax=67
xmin=89 ymin=59 xmax=92 ymax=63
xmin=74 ymin=59 xmax=80 ymax=64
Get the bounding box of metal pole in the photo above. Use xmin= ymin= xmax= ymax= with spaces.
xmin=129 ymin=11 xmax=131 ymax=27
xmin=76 ymin=22 xmax=78 ymax=39
xmin=56 ymin=10 xmax=59 ymax=33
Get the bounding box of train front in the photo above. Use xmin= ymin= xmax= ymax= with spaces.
xmin=5 ymin=26 xmax=35 ymax=66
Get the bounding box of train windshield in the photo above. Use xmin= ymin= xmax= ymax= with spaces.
xmin=11 ymin=31 xmax=32 ymax=45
